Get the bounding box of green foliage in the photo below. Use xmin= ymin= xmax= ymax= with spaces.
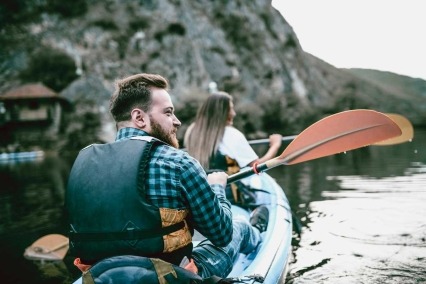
xmin=0 ymin=0 xmax=42 ymax=26
xmin=129 ymin=17 xmax=151 ymax=31
xmin=20 ymin=47 xmax=78 ymax=92
xmin=0 ymin=0 xmax=87 ymax=26
xmin=284 ymin=34 xmax=298 ymax=49
xmin=154 ymin=23 xmax=186 ymax=42
xmin=45 ymin=0 xmax=88 ymax=18
xmin=260 ymin=100 xmax=289 ymax=133
xmin=260 ymin=11 xmax=278 ymax=41
xmin=90 ymin=19 xmax=118 ymax=30
xmin=216 ymin=12 xmax=260 ymax=53
xmin=237 ymin=112 xmax=256 ymax=134
xmin=174 ymin=89 xmax=208 ymax=125
xmin=175 ymin=99 xmax=200 ymax=125
xmin=259 ymin=94 xmax=314 ymax=134
xmin=113 ymin=34 xmax=130 ymax=60
xmin=167 ymin=23 xmax=186 ymax=36
xmin=60 ymin=99 xmax=103 ymax=153
xmin=219 ymin=13 xmax=252 ymax=49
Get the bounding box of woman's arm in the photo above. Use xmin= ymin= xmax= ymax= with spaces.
xmin=249 ymin=134 xmax=282 ymax=165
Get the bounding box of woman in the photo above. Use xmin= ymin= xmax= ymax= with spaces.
xmin=184 ymin=91 xmax=282 ymax=204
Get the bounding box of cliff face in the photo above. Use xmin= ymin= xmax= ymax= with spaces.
xmin=1 ymin=0 xmax=424 ymax=144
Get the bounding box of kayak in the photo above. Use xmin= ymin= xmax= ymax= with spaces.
xmin=224 ymin=173 xmax=293 ymax=283
xmin=71 ymin=172 xmax=293 ymax=283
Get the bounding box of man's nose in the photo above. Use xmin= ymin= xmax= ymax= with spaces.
xmin=173 ymin=115 xmax=181 ymax=127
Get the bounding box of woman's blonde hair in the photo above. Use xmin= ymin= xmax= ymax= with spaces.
xmin=184 ymin=92 xmax=232 ymax=168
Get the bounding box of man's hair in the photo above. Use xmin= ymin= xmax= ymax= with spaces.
xmin=184 ymin=91 xmax=232 ymax=168
xmin=109 ymin=73 xmax=169 ymax=122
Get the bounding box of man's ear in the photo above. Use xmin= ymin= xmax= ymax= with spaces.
xmin=131 ymin=108 xmax=147 ymax=129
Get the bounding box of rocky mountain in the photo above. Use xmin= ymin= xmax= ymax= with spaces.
xmin=347 ymin=68 xmax=426 ymax=116
xmin=1 ymin=0 xmax=425 ymax=146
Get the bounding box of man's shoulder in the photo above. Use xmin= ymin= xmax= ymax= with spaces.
xmin=154 ymin=144 xmax=197 ymax=163
xmin=152 ymin=145 xmax=204 ymax=174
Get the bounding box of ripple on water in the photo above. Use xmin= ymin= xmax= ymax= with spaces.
xmin=288 ymin=169 xmax=426 ymax=283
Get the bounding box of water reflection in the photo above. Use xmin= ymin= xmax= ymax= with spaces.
xmin=0 ymin=153 xmax=76 ymax=283
xmin=0 ymin=154 xmax=70 ymax=234
xmin=290 ymin=167 xmax=426 ymax=283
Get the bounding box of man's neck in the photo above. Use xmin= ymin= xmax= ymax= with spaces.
xmin=116 ymin=127 xmax=147 ymax=141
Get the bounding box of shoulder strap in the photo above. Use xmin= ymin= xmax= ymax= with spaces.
xmin=134 ymin=136 xmax=160 ymax=196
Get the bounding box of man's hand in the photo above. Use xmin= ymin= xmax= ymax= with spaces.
xmin=207 ymin=171 xmax=228 ymax=187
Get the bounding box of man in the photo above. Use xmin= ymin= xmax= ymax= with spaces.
xmin=65 ymin=73 xmax=267 ymax=279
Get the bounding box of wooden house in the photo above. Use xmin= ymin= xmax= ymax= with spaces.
xmin=0 ymin=83 xmax=72 ymax=148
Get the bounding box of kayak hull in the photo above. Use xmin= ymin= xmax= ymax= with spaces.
xmin=225 ymin=173 xmax=292 ymax=283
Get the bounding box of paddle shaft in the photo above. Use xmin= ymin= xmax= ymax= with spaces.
xmin=227 ymin=163 xmax=269 ymax=184
xmin=249 ymin=135 xmax=297 ymax=145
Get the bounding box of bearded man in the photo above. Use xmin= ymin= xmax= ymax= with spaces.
xmin=65 ymin=73 xmax=265 ymax=280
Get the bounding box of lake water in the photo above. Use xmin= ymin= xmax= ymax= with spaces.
xmin=0 ymin=128 xmax=424 ymax=283
xmin=268 ymin=128 xmax=426 ymax=284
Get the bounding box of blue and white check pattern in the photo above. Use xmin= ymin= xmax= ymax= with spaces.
xmin=116 ymin=127 xmax=233 ymax=246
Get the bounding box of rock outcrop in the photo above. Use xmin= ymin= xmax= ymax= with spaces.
xmin=1 ymin=0 xmax=424 ymax=145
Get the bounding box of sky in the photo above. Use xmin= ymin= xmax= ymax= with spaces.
xmin=271 ymin=0 xmax=426 ymax=81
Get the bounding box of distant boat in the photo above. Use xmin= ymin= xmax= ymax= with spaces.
xmin=0 ymin=150 xmax=45 ymax=163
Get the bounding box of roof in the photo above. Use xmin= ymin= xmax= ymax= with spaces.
xmin=1 ymin=83 xmax=58 ymax=100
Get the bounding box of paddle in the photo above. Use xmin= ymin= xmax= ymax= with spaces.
xmin=227 ymin=109 xmax=401 ymax=184
xmin=24 ymin=234 xmax=69 ymax=261
xmin=372 ymin=113 xmax=414 ymax=145
xmin=248 ymin=113 xmax=412 ymax=147
xmin=249 ymin=135 xmax=298 ymax=145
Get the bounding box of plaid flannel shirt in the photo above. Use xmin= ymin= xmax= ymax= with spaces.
xmin=116 ymin=127 xmax=233 ymax=246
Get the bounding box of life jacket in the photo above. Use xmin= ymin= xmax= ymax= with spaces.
xmin=66 ymin=136 xmax=192 ymax=265
xmin=209 ymin=152 xmax=256 ymax=206
xmin=210 ymin=152 xmax=240 ymax=175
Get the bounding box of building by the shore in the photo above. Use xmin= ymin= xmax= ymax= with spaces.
xmin=0 ymin=83 xmax=72 ymax=150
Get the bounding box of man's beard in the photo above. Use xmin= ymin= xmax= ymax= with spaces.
xmin=150 ymin=118 xmax=179 ymax=149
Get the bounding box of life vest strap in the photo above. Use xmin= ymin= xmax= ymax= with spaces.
xmin=69 ymin=221 xmax=185 ymax=242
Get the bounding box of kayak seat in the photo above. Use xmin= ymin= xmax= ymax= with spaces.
xmin=226 ymin=181 xmax=257 ymax=207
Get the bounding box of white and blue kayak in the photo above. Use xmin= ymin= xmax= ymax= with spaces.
xmin=224 ymin=173 xmax=293 ymax=283
xmin=71 ymin=173 xmax=293 ymax=284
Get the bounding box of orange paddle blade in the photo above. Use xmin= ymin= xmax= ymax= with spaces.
xmin=24 ymin=234 xmax=69 ymax=261
xmin=373 ymin=113 xmax=414 ymax=145
xmin=277 ymin=109 xmax=401 ymax=165
xmin=228 ymin=109 xmax=402 ymax=184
